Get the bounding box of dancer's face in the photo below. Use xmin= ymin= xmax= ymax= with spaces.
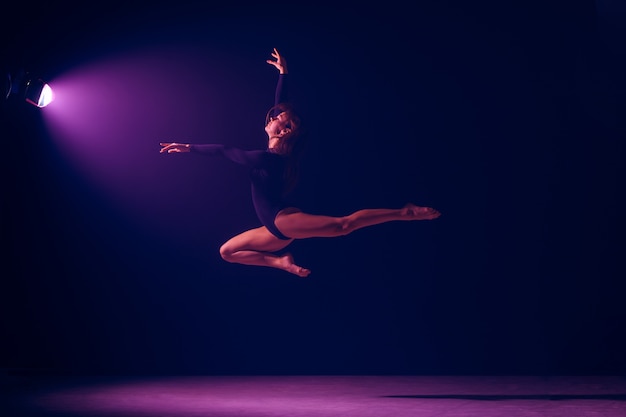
xmin=265 ymin=111 xmax=293 ymax=143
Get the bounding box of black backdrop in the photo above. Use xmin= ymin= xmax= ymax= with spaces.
xmin=1 ymin=0 xmax=624 ymax=376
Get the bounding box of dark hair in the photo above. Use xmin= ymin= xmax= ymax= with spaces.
xmin=265 ymin=103 xmax=308 ymax=196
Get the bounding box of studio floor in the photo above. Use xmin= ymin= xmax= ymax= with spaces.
xmin=2 ymin=373 xmax=626 ymax=416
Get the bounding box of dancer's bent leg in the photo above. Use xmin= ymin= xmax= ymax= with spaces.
xmin=219 ymin=226 xmax=310 ymax=277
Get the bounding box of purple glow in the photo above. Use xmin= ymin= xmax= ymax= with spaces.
xmin=35 ymin=376 xmax=392 ymax=417
xmin=41 ymin=45 xmax=266 ymax=243
xmin=30 ymin=376 xmax=626 ymax=417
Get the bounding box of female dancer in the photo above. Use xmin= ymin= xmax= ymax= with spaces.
xmin=160 ymin=48 xmax=441 ymax=277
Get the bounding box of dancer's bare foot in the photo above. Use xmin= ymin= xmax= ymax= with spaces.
xmin=402 ymin=203 xmax=441 ymax=220
xmin=278 ymin=253 xmax=311 ymax=277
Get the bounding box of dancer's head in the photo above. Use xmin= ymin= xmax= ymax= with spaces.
xmin=265 ymin=103 xmax=303 ymax=156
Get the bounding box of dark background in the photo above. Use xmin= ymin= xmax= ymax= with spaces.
xmin=1 ymin=0 xmax=624 ymax=376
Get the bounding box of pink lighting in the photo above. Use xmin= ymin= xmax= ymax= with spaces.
xmin=40 ymin=44 xmax=248 ymax=243
xmin=28 ymin=376 xmax=626 ymax=417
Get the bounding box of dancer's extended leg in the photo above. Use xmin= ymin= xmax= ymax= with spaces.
xmin=219 ymin=226 xmax=310 ymax=277
xmin=275 ymin=203 xmax=440 ymax=239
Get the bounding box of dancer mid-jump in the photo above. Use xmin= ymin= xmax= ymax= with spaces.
xmin=160 ymin=48 xmax=441 ymax=277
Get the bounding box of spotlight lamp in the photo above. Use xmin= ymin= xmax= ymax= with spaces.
xmin=5 ymin=70 xmax=54 ymax=108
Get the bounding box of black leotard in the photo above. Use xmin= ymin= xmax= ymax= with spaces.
xmin=189 ymin=74 xmax=292 ymax=240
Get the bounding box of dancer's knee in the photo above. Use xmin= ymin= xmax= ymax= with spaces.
xmin=219 ymin=243 xmax=235 ymax=262
xmin=336 ymin=216 xmax=353 ymax=236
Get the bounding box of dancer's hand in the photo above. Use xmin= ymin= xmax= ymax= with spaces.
xmin=266 ymin=47 xmax=288 ymax=74
xmin=160 ymin=142 xmax=191 ymax=153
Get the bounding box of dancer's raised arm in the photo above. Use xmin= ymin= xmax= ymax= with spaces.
xmin=267 ymin=47 xmax=291 ymax=108
xmin=266 ymin=47 xmax=288 ymax=74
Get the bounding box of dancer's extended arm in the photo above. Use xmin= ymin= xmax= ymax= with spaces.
xmin=159 ymin=142 xmax=267 ymax=167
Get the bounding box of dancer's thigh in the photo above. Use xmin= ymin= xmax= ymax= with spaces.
xmin=275 ymin=208 xmax=344 ymax=239
xmin=221 ymin=226 xmax=294 ymax=253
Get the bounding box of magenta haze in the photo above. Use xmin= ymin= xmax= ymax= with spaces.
xmin=42 ymin=45 xmax=277 ymax=245
xmin=32 ymin=376 xmax=626 ymax=417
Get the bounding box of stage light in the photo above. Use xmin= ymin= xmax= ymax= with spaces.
xmin=24 ymin=78 xmax=54 ymax=108
xmin=5 ymin=70 xmax=54 ymax=108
